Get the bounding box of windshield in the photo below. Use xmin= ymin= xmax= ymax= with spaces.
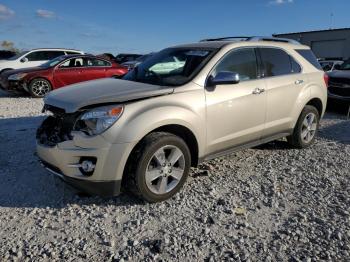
xmin=123 ymin=48 xmax=215 ymax=86
xmin=136 ymin=53 xmax=152 ymax=62
xmin=340 ymin=59 xmax=350 ymax=70
xmin=7 ymin=51 xmax=28 ymax=60
xmin=39 ymin=56 xmax=67 ymax=68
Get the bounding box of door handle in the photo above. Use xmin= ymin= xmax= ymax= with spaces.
xmin=252 ymin=88 xmax=265 ymax=95
xmin=295 ymin=79 xmax=304 ymax=85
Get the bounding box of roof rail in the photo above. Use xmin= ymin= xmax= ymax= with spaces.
xmin=200 ymin=36 xmax=301 ymax=45
xmin=200 ymin=36 xmax=251 ymax=42
xmin=247 ymin=36 xmax=301 ymax=45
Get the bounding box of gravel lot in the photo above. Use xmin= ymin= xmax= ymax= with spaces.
xmin=0 ymin=89 xmax=349 ymax=261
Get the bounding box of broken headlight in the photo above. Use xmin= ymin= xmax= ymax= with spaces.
xmin=75 ymin=105 xmax=124 ymax=136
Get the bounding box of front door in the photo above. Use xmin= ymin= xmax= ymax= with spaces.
xmin=205 ymin=48 xmax=267 ymax=154
xmin=53 ymin=57 xmax=86 ymax=88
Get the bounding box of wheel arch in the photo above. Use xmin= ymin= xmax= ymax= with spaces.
xmin=28 ymin=76 xmax=52 ymax=86
xmin=28 ymin=77 xmax=53 ymax=97
xmin=0 ymin=68 xmax=14 ymax=74
xmin=306 ymin=97 xmax=323 ymax=117
xmin=151 ymin=124 xmax=199 ymax=167
xmin=124 ymin=124 xmax=200 ymax=170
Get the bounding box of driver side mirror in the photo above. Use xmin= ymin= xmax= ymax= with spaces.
xmin=20 ymin=57 xmax=28 ymax=63
xmin=208 ymin=71 xmax=240 ymax=86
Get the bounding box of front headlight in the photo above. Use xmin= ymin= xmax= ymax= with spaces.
xmin=75 ymin=105 xmax=124 ymax=136
xmin=8 ymin=73 xmax=28 ymax=81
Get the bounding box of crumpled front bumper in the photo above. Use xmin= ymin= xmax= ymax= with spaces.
xmin=36 ymin=136 xmax=135 ymax=197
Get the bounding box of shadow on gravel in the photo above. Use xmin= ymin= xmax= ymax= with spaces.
xmin=318 ymin=121 xmax=350 ymax=145
xmin=0 ymin=115 xmax=142 ymax=209
xmin=254 ymin=140 xmax=291 ymax=151
xmin=0 ymin=89 xmax=29 ymax=98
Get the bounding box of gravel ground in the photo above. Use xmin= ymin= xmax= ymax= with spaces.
xmin=0 ymin=89 xmax=349 ymax=261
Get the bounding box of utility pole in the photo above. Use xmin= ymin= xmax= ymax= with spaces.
xmin=330 ymin=13 xmax=334 ymax=29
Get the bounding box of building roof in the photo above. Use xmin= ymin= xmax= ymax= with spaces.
xmin=274 ymin=28 xmax=350 ymax=36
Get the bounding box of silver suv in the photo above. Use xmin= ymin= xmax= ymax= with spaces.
xmin=36 ymin=37 xmax=328 ymax=202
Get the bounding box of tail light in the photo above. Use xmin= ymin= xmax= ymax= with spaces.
xmin=323 ymin=73 xmax=329 ymax=88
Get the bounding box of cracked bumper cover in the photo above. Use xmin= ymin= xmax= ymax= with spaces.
xmin=36 ymin=138 xmax=135 ymax=197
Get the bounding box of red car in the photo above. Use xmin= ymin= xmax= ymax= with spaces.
xmin=0 ymin=54 xmax=128 ymax=97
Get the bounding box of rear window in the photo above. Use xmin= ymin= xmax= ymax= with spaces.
xmin=296 ymin=49 xmax=322 ymax=70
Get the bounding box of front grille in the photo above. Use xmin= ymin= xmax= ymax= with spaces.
xmin=36 ymin=107 xmax=79 ymax=146
xmin=329 ymin=77 xmax=350 ymax=86
xmin=328 ymin=86 xmax=350 ymax=97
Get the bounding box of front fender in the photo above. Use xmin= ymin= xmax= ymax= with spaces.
xmin=102 ymin=91 xmax=206 ymax=156
xmin=105 ymin=107 xmax=205 ymax=154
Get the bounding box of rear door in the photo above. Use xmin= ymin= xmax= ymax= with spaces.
xmin=53 ymin=57 xmax=86 ymax=88
xmin=81 ymin=57 xmax=112 ymax=81
xmin=258 ymin=47 xmax=307 ymax=137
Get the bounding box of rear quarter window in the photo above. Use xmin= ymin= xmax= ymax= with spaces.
xmin=295 ymin=49 xmax=322 ymax=70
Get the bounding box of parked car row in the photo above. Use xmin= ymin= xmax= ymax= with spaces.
xmin=327 ymin=58 xmax=350 ymax=103
xmin=0 ymin=50 xmax=17 ymax=60
xmin=0 ymin=54 xmax=128 ymax=97
xmin=0 ymin=48 xmax=137 ymax=97
xmin=319 ymin=59 xmax=344 ymax=72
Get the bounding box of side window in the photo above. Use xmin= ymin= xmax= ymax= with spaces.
xmin=290 ymin=56 xmax=302 ymax=73
xmin=25 ymin=51 xmax=48 ymax=61
xmin=59 ymin=58 xmax=84 ymax=68
xmin=65 ymin=51 xmax=81 ymax=55
xmin=86 ymin=58 xmax=111 ymax=67
xmin=213 ymin=48 xmax=258 ymax=81
xmin=295 ymin=49 xmax=322 ymax=70
xmin=259 ymin=48 xmax=292 ymax=77
xmin=46 ymin=51 xmax=65 ymax=60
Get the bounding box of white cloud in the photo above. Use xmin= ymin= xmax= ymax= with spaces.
xmin=269 ymin=0 xmax=293 ymax=5
xmin=0 ymin=4 xmax=14 ymax=20
xmin=36 ymin=9 xmax=56 ymax=19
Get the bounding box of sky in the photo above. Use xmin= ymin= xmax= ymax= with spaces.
xmin=0 ymin=0 xmax=349 ymax=55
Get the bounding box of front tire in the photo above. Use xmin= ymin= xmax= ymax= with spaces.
xmin=125 ymin=132 xmax=191 ymax=202
xmin=287 ymin=105 xmax=320 ymax=148
xmin=29 ymin=78 xmax=52 ymax=98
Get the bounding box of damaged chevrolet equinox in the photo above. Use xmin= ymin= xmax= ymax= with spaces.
xmin=37 ymin=37 xmax=328 ymax=202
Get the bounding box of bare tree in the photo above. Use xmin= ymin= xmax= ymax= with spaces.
xmin=0 ymin=40 xmax=20 ymax=53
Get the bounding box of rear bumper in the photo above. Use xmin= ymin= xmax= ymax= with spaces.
xmin=39 ymin=159 xmax=121 ymax=197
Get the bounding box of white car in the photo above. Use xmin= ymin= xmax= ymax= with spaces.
xmin=0 ymin=48 xmax=84 ymax=73
xmin=319 ymin=60 xmax=343 ymax=72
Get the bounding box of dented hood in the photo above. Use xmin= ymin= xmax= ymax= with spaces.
xmin=44 ymin=78 xmax=174 ymax=113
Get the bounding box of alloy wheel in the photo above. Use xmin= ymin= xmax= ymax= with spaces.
xmin=145 ymin=145 xmax=185 ymax=195
xmin=31 ymin=80 xmax=50 ymax=97
xmin=301 ymin=112 xmax=317 ymax=143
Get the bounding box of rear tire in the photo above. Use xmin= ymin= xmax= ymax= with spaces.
xmin=29 ymin=78 xmax=52 ymax=98
xmin=125 ymin=132 xmax=191 ymax=202
xmin=287 ymin=105 xmax=320 ymax=148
